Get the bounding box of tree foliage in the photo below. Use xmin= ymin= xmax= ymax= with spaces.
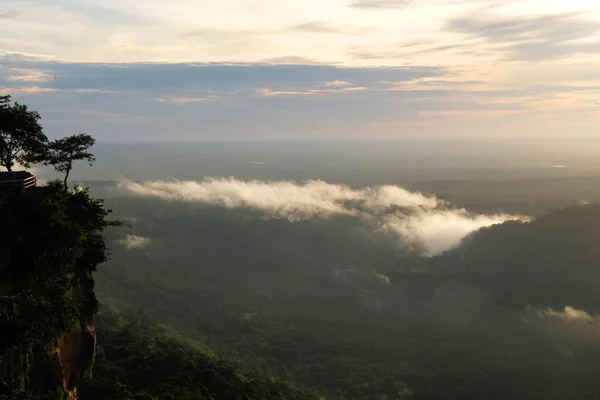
xmin=80 ymin=307 xmax=318 ymax=400
xmin=0 ymin=181 xmax=120 ymax=397
xmin=45 ymin=133 xmax=96 ymax=186
xmin=0 ymin=95 xmax=48 ymax=172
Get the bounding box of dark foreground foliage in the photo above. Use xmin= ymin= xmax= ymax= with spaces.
xmin=0 ymin=182 xmax=119 ymax=399
xmin=0 ymin=182 xmax=118 ymax=353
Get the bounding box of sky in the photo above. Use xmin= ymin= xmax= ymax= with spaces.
xmin=0 ymin=0 xmax=599 ymax=140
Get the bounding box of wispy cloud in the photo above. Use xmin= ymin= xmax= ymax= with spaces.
xmin=71 ymin=88 xmax=121 ymax=94
xmin=0 ymin=9 xmax=20 ymax=19
xmin=118 ymin=177 xmax=526 ymax=255
xmin=5 ymin=68 xmax=54 ymax=83
xmin=1 ymin=58 xmax=598 ymax=139
xmin=523 ymin=306 xmax=600 ymax=339
xmin=256 ymin=85 xmax=367 ymax=97
xmin=541 ymin=306 xmax=595 ymax=323
xmin=323 ymin=80 xmax=351 ymax=87
xmin=350 ymin=0 xmax=421 ymax=9
xmin=419 ymin=109 xmax=526 ymax=119
xmin=117 ymin=234 xmax=152 ymax=250
xmin=0 ymin=86 xmax=58 ymax=94
xmin=153 ymin=96 xmax=211 ymax=104
xmin=286 ymin=22 xmax=345 ymax=33
xmin=446 ymin=12 xmax=600 ymax=60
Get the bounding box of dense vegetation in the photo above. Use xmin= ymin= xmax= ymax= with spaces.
xmin=95 ymin=195 xmax=600 ymax=400
xmin=0 ymin=183 xmax=116 ymax=349
xmin=80 ymin=306 xmax=317 ymax=400
xmin=431 ymin=204 xmax=600 ymax=311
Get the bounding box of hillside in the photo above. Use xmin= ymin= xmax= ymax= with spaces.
xmin=430 ymin=204 xmax=600 ymax=311
xmin=80 ymin=306 xmax=317 ymax=400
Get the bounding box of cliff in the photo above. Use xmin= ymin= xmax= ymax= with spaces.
xmin=0 ymin=306 xmax=96 ymax=400
xmin=0 ymin=181 xmax=116 ymax=399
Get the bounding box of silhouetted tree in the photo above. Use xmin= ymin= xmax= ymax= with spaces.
xmin=0 ymin=95 xmax=48 ymax=172
xmin=46 ymin=133 xmax=96 ymax=186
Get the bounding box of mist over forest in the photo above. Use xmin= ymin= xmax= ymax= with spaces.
xmin=74 ymin=150 xmax=600 ymax=399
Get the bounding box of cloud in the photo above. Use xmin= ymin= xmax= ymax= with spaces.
xmin=5 ymin=68 xmax=54 ymax=83
xmin=71 ymin=89 xmax=121 ymax=94
xmin=16 ymin=0 xmax=149 ymax=26
xmin=523 ymin=306 xmax=600 ymax=340
xmin=119 ymin=178 xmax=363 ymax=220
xmin=446 ymin=12 xmax=600 ymax=60
xmin=2 ymin=59 xmax=596 ymax=140
xmin=0 ymin=10 xmax=20 ymax=19
xmin=350 ymin=0 xmax=420 ymax=9
xmin=542 ymin=306 xmax=594 ymax=323
xmin=0 ymin=3 xmax=22 ymax=20
xmin=382 ymin=210 xmax=519 ymax=255
xmin=324 ymin=80 xmax=351 ymax=87
xmin=286 ymin=22 xmax=345 ymax=34
xmin=0 ymin=59 xmax=442 ymax=93
xmin=260 ymin=56 xmax=325 ymax=65
xmin=153 ymin=96 xmax=211 ymax=104
xmin=118 ymin=234 xmax=152 ymax=250
xmin=256 ymin=85 xmax=367 ymax=97
xmin=0 ymin=86 xmax=58 ymax=94
xmin=362 ymin=185 xmax=438 ymax=210
xmin=118 ymin=177 xmax=525 ymax=255
xmin=419 ymin=109 xmax=526 ymax=119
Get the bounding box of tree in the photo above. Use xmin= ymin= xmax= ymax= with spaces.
xmin=0 ymin=95 xmax=48 ymax=172
xmin=46 ymin=133 xmax=96 ymax=186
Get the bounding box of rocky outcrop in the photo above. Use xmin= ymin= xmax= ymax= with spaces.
xmin=0 ymin=304 xmax=97 ymax=399
xmin=55 ymin=317 xmax=96 ymax=398
xmin=0 ymin=249 xmax=98 ymax=399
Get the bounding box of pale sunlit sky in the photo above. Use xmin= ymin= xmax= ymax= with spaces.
xmin=0 ymin=0 xmax=599 ymax=140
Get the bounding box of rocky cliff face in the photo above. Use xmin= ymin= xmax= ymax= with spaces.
xmin=0 ymin=274 xmax=97 ymax=399
xmin=0 ymin=323 xmax=95 ymax=400
xmin=53 ymin=317 xmax=97 ymax=400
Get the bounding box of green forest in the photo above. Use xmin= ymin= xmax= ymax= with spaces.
xmin=94 ymin=196 xmax=600 ymax=400
xmin=80 ymin=307 xmax=317 ymax=400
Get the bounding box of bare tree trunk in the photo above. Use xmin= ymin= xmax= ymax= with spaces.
xmin=64 ymin=168 xmax=70 ymax=188
xmin=4 ymin=148 xmax=12 ymax=172
xmin=4 ymin=153 xmax=11 ymax=172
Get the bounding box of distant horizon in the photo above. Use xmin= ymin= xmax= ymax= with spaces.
xmin=90 ymin=136 xmax=600 ymax=143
